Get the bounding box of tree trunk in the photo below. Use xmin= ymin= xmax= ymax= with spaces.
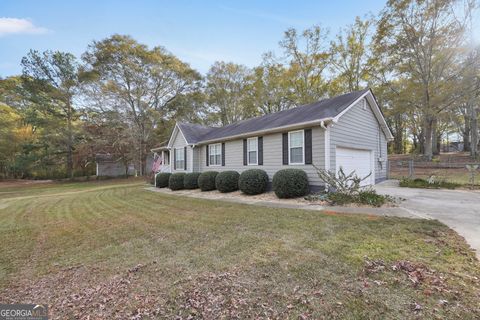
xmin=423 ymin=116 xmax=434 ymax=160
xmin=436 ymin=132 xmax=442 ymax=155
xmin=412 ymin=138 xmax=417 ymax=152
xmin=432 ymin=119 xmax=439 ymax=155
xmin=66 ymin=100 xmax=74 ymax=179
xmin=139 ymin=140 xmax=144 ymax=176
xmin=463 ymin=110 xmax=471 ymax=152
xmin=463 ymin=130 xmax=471 ymax=152
xmin=393 ymin=114 xmax=403 ymax=154
xmin=471 ymin=106 xmax=478 ymax=159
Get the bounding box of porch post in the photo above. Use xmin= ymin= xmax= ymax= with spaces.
xmin=161 ymin=150 xmax=165 ymax=172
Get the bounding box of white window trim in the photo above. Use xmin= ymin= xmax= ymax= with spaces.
xmin=247 ymin=137 xmax=258 ymax=165
xmin=208 ymin=143 xmax=222 ymax=167
xmin=174 ymin=148 xmax=185 ymax=171
xmin=288 ymin=130 xmax=305 ymax=165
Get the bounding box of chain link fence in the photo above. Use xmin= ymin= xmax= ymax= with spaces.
xmin=387 ymin=155 xmax=480 ymax=185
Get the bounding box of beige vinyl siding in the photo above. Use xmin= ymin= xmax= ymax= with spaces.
xmin=192 ymin=146 xmax=201 ymax=172
xmin=170 ymin=129 xmax=194 ymax=172
xmin=330 ymin=98 xmax=388 ymax=182
xmin=198 ymin=127 xmax=326 ymax=186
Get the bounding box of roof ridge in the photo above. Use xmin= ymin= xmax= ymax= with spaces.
xmin=176 ymin=88 xmax=370 ymax=144
xmin=211 ymin=88 xmax=369 ymax=130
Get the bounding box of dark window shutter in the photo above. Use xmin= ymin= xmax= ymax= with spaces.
xmin=206 ymin=145 xmax=209 ymax=166
xmin=243 ymin=139 xmax=247 ymax=165
xmin=184 ymin=146 xmax=187 ymax=170
xmin=258 ymin=137 xmax=263 ymax=165
xmin=173 ymin=149 xmax=176 ymax=170
xmin=282 ymin=133 xmax=288 ymax=165
xmin=305 ymin=129 xmax=312 ymax=164
xmin=221 ymin=143 xmax=225 ymax=166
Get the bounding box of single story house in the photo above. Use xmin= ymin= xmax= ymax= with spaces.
xmin=153 ymin=89 xmax=393 ymax=190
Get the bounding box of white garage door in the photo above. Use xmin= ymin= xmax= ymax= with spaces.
xmin=336 ymin=147 xmax=374 ymax=186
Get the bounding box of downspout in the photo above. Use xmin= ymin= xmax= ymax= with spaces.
xmin=153 ymin=152 xmax=158 ymax=187
xmin=191 ymin=144 xmax=196 ymax=173
xmin=321 ymin=120 xmax=331 ymax=192
xmin=168 ymin=147 xmax=172 ymax=173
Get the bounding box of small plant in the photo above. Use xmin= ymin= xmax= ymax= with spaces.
xmin=238 ymin=169 xmax=269 ymax=195
xmin=399 ymin=178 xmax=459 ymax=189
xmin=184 ymin=172 xmax=201 ymax=189
xmin=356 ymin=189 xmax=388 ymax=207
xmin=198 ymin=171 xmax=218 ymax=191
xmin=272 ymin=169 xmax=309 ymax=198
xmin=169 ymin=173 xmax=186 ymax=190
xmin=326 ymin=192 xmax=355 ymax=206
xmin=156 ymin=173 xmax=171 ymax=188
xmin=314 ymin=165 xmax=371 ymax=194
xmin=304 ymin=192 xmax=329 ymax=202
xmin=325 ymin=189 xmax=390 ymax=207
xmin=466 ymin=164 xmax=479 ymax=189
xmin=427 ymin=175 xmax=437 ymax=184
xmin=215 ymin=171 xmax=240 ymax=193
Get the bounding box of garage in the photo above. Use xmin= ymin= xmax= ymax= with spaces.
xmin=336 ymin=147 xmax=374 ymax=186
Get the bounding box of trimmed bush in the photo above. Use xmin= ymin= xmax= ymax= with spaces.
xmin=184 ymin=172 xmax=201 ymax=189
xmin=198 ymin=171 xmax=218 ymax=191
xmin=169 ymin=173 xmax=186 ymax=190
xmin=215 ymin=171 xmax=240 ymax=193
xmin=238 ymin=169 xmax=269 ymax=195
xmin=156 ymin=173 xmax=171 ymax=188
xmin=272 ymin=169 xmax=309 ymax=198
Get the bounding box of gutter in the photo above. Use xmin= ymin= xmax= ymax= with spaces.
xmin=197 ymin=118 xmax=334 ymax=145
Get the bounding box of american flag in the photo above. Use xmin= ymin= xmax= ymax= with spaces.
xmin=152 ymin=154 xmax=163 ymax=173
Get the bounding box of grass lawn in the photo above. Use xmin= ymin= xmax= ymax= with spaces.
xmin=0 ymin=179 xmax=479 ymax=319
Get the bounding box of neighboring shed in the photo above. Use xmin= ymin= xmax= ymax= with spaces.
xmin=95 ymin=154 xmax=135 ymax=177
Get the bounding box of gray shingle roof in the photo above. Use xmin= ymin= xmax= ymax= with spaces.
xmin=177 ymin=123 xmax=213 ymax=144
xmin=178 ymin=89 xmax=369 ymax=144
xmin=95 ymin=153 xmax=116 ymax=163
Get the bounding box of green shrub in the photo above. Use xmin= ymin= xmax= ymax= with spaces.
xmin=272 ymin=169 xmax=309 ymax=198
xmin=399 ymin=178 xmax=459 ymax=189
xmin=326 ymin=192 xmax=355 ymax=205
xmin=169 ymin=173 xmax=185 ymax=190
xmin=356 ymin=189 xmax=388 ymax=207
xmin=215 ymin=171 xmax=240 ymax=193
xmin=238 ymin=169 xmax=269 ymax=195
xmin=198 ymin=171 xmax=218 ymax=191
xmin=184 ymin=172 xmax=201 ymax=189
xmin=326 ymin=189 xmax=390 ymax=207
xmin=156 ymin=173 xmax=171 ymax=188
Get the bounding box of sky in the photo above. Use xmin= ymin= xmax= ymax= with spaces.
xmin=0 ymin=0 xmax=477 ymax=77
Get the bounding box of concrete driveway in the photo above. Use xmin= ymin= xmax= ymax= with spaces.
xmin=374 ymin=180 xmax=480 ymax=257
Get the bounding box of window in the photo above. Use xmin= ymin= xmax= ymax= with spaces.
xmin=209 ymin=143 xmax=222 ymax=166
xmin=288 ymin=130 xmax=304 ymax=164
xmin=247 ymin=137 xmax=258 ymax=165
xmin=175 ymin=148 xmax=184 ymax=170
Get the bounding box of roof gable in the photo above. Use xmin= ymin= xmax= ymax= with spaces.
xmin=167 ymin=124 xmax=188 ymax=147
xmin=333 ymin=89 xmax=393 ymax=140
xmin=178 ymin=123 xmax=213 ymax=144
